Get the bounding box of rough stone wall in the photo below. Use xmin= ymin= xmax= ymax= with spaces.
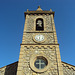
xmin=0 ymin=61 xmax=75 ymax=75
xmin=0 ymin=61 xmax=18 ymax=75
xmin=26 ymin=15 xmax=52 ymax=32
xmin=22 ymin=14 xmax=55 ymax=44
xmin=21 ymin=45 xmax=58 ymax=75
xmin=0 ymin=66 xmax=6 ymax=75
xmin=22 ymin=33 xmax=54 ymax=44
xmin=62 ymin=62 xmax=75 ymax=75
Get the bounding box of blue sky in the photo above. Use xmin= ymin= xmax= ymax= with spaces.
xmin=0 ymin=0 xmax=75 ymax=68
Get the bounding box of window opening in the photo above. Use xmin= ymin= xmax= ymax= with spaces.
xmin=36 ymin=18 xmax=44 ymax=30
xmin=34 ymin=57 xmax=48 ymax=69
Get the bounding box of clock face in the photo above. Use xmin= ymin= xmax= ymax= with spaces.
xmin=35 ymin=35 xmax=44 ymax=42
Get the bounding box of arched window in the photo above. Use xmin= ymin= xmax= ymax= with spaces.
xmin=36 ymin=18 xmax=44 ymax=31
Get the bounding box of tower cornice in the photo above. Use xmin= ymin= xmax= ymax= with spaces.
xmin=24 ymin=11 xmax=55 ymax=18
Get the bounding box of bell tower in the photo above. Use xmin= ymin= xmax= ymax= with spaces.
xmin=17 ymin=6 xmax=63 ymax=75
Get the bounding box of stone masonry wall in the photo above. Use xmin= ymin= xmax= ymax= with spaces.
xmin=22 ymin=33 xmax=54 ymax=44
xmin=0 ymin=61 xmax=75 ymax=75
xmin=26 ymin=15 xmax=53 ymax=32
xmin=0 ymin=61 xmax=18 ymax=75
xmin=62 ymin=62 xmax=75 ymax=75
xmin=20 ymin=45 xmax=58 ymax=75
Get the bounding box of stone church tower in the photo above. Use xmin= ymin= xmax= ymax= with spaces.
xmin=17 ymin=6 xmax=63 ymax=75
xmin=0 ymin=6 xmax=75 ymax=75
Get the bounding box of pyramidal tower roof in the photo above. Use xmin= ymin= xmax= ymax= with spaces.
xmin=24 ymin=6 xmax=55 ymax=17
xmin=36 ymin=6 xmax=43 ymax=11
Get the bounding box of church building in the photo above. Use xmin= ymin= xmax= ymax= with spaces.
xmin=0 ymin=6 xmax=75 ymax=75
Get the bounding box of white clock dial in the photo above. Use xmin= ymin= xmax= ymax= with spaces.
xmin=35 ymin=35 xmax=44 ymax=42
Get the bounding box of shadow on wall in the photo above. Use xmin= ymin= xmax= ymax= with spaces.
xmin=4 ymin=61 xmax=18 ymax=75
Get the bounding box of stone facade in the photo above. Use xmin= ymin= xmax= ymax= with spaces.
xmin=0 ymin=61 xmax=18 ymax=75
xmin=22 ymin=33 xmax=54 ymax=44
xmin=25 ymin=15 xmax=52 ymax=32
xmin=62 ymin=62 xmax=75 ymax=75
xmin=0 ymin=61 xmax=75 ymax=75
xmin=21 ymin=46 xmax=58 ymax=75
xmin=0 ymin=7 xmax=75 ymax=75
xmin=17 ymin=7 xmax=63 ymax=75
